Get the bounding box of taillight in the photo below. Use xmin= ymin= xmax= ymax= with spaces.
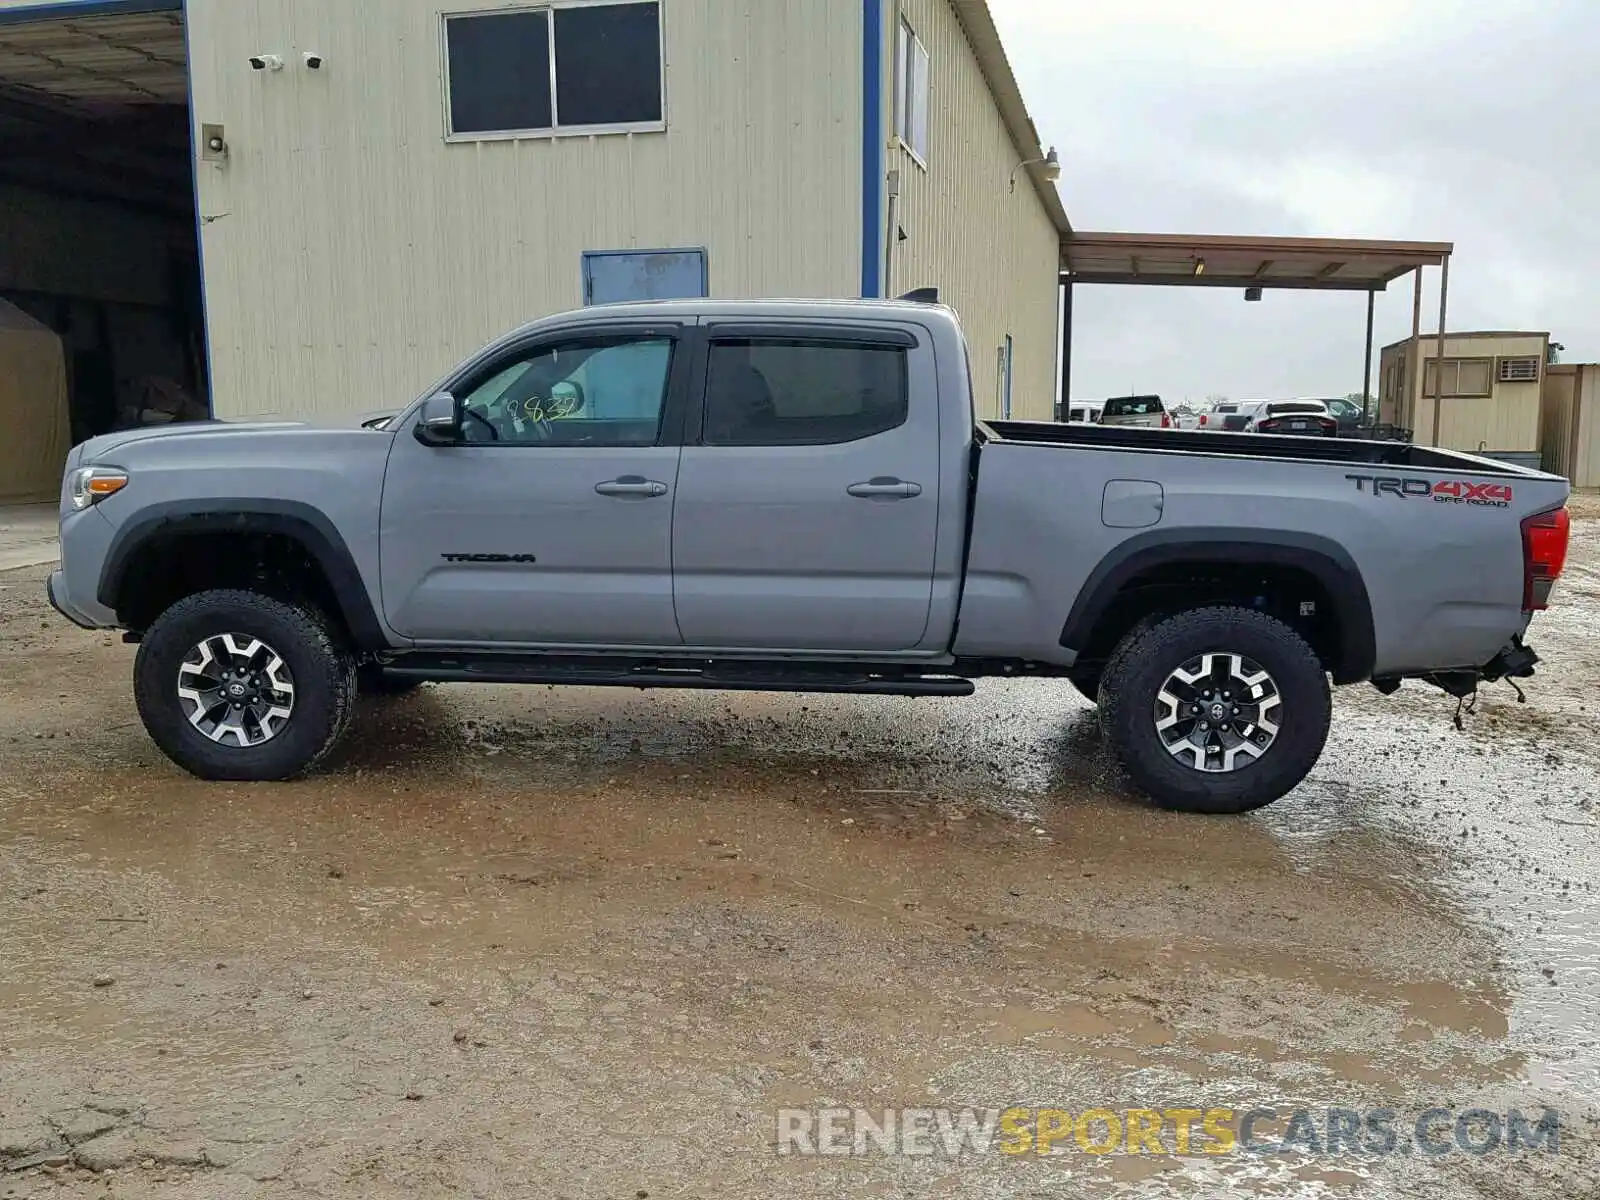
xmin=1259 ymin=420 xmax=1279 ymax=432
xmin=1320 ymin=418 xmax=1338 ymax=436
xmin=1199 ymin=414 xmax=1208 ymax=427
xmin=1160 ymin=413 xmax=1171 ymax=429
xmin=1522 ymin=506 xmax=1570 ymax=611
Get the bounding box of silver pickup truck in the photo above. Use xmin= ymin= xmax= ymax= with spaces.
xmin=47 ymin=299 xmax=1572 ymax=815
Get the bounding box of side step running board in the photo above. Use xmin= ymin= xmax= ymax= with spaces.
xmin=383 ymin=657 xmax=976 ymax=698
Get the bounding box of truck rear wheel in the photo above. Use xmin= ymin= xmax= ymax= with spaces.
xmin=133 ymin=589 xmax=357 ymax=781
xmin=1098 ymin=606 xmax=1331 ymax=814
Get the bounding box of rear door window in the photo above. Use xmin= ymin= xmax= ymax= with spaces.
xmin=702 ymin=338 xmax=909 ymax=446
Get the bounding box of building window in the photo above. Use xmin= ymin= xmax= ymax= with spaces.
xmin=702 ymin=339 xmax=909 ymax=446
xmin=1422 ymin=357 xmax=1493 ymax=398
xmin=444 ymin=3 xmax=663 ymax=139
xmin=1497 ymin=356 xmax=1541 ymax=383
xmin=894 ymin=17 xmax=931 ymax=164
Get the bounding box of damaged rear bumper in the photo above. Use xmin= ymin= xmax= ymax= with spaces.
xmin=1371 ymin=637 xmax=1539 ymax=698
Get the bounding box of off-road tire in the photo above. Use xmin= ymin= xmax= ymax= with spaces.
xmin=134 ymin=589 xmax=357 ymax=781
xmin=1099 ymin=606 xmax=1331 ymax=814
xmin=358 ymin=664 xmax=422 ymax=698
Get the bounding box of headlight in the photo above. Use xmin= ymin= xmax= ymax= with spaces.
xmin=69 ymin=466 xmax=129 ymax=510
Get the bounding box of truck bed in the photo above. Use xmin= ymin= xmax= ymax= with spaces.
xmin=983 ymin=420 xmax=1543 ymax=476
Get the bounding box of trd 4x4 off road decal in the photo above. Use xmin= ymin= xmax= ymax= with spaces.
xmin=1346 ymin=475 xmax=1513 ymax=508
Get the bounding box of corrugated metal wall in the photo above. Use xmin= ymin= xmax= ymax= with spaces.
xmin=186 ymin=0 xmax=863 ymax=419
xmin=1542 ymin=364 xmax=1599 ymax=487
xmin=881 ymin=0 xmax=1060 ymax=421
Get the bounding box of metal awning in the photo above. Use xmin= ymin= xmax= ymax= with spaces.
xmin=1056 ymin=232 xmax=1458 ymax=439
xmin=1061 ymin=232 xmax=1453 ymax=292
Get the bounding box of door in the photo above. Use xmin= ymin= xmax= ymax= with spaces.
xmin=380 ymin=329 xmax=688 ymax=646
xmin=583 ymin=249 xmax=708 ymax=305
xmin=671 ymin=324 xmax=940 ymax=651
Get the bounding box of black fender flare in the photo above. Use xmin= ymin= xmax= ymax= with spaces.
xmin=1058 ymin=528 xmax=1377 ymax=684
xmin=97 ymin=498 xmax=391 ymax=651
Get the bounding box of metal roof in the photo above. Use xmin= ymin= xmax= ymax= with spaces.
xmin=0 ymin=10 xmax=184 ymax=113
xmin=951 ymin=0 xmax=1071 ymax=235
xmin=1062 ymin=231 xmax=1454 ymax=291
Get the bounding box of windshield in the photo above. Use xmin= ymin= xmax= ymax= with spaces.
xmin=1103 ymin=396 xmax=1163 ymax=417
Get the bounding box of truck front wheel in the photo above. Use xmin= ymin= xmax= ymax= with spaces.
xmin=1098 ymin=606 xmax=1331 ymax=814
xmin=133 ymin=589 xmax=357 ymax=781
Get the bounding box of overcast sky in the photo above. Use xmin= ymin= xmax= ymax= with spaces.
xmin=986 ymin=0 xmax=1600 ymax=403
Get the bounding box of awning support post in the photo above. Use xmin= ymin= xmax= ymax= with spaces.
xmin=1361 ymin=289 xmax=1376 ymax=425
xmin=1430 ymin=254 xmax=1451 ymax=446
xmin=1059 ymin=278 xmax=1073 ymax=421
xmin=1408 ymin=267 xmax=1423 ymax=430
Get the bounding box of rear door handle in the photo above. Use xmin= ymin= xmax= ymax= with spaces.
xmin=847 ymin=477 xmax=922 ymax=500
xmin=595 ymin=476 xmax=669 ymax=498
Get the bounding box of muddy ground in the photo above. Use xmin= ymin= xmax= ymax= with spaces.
xmin=3 ymin=499 xmax=1599 ymax=1198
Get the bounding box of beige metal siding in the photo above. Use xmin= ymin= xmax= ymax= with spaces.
xmin=1400 ymin=333 xmax=1546 ymax=452
xmin=883 ymin=0 xmax=1059 ymax=421
xmin=1542 ymin=364 xmax=1600 ymax=488
xmin=186 ymin=0 xmax=863 ymax=419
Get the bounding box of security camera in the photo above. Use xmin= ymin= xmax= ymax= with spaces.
xmin=248 ymin=53 xmax=284 ymax=71
xmin=303 ymin=51 xmax=323 ymax=70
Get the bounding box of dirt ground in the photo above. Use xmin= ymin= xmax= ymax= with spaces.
xmin=3 ymin=498 xmax=1599 ymax=1198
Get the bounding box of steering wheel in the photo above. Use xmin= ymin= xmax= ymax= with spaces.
xmin=459 ymin=405 xmax=500 ymax=442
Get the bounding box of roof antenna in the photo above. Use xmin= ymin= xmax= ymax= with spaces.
xmin=899 ymin=287 xmax=939 ymax=304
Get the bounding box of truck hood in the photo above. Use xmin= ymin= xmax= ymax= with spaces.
xmin=77 ymin=417 xmax=386 ymax=462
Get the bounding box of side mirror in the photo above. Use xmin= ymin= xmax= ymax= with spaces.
xmin=413 ymin=391 xmax=460 ymax=446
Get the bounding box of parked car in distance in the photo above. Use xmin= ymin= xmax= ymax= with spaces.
xmin=1066 ymin=400 xmax=1105 ymax=424
xmin=1325 ymin=397 xmax=1366 ymax=434
xmin=1099 ymin=394 xmax=1170 ymax=429
xmin=1198 ymin=401 xmax=1260 ymax=432
xmin=1248 ymin=400 xmax=1339 ymax=437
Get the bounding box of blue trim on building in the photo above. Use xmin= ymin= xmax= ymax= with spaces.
xmin=176 ymin=0 xmax=215 ymax=418
xmin=0 ymin=0 xmax=179 ymax=24
xmin=860 ymin=0 xmax=885 ymax=299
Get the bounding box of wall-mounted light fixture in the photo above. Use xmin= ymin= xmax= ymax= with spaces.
xmin=1193 ymin=259 xmax=1206 ymax=277
xmin=1009 ymin=146 xmax=1061 ymax=193
xmin=248 ymin=53 xmax=285 ymax=71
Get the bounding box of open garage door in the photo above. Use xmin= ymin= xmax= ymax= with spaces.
xmin=0 ymin=1 xmax=206 ymax=487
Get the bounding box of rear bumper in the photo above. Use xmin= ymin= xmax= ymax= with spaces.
xmin=1481 ymin=636 xmax=1539 ymax=681
xmin=1370 ymin=637 xmax=1539 ymax=698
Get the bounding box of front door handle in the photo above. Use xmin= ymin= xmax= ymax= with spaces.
xmin=847 ymin=477 xmax=922 ymax=500
xmin=595 ymin=476 xmax=669 ymax=498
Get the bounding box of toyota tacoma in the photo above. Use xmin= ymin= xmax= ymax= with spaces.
xmin=47 ymin=299 xmax=1571 ymax=814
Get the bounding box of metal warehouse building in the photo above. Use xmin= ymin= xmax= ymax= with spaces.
xmin=0 ymin=0 xmax=1069 ymax=496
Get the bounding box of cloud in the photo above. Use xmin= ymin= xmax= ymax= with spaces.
xmin=988 ymin=0 xmax=1600 ymax=400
